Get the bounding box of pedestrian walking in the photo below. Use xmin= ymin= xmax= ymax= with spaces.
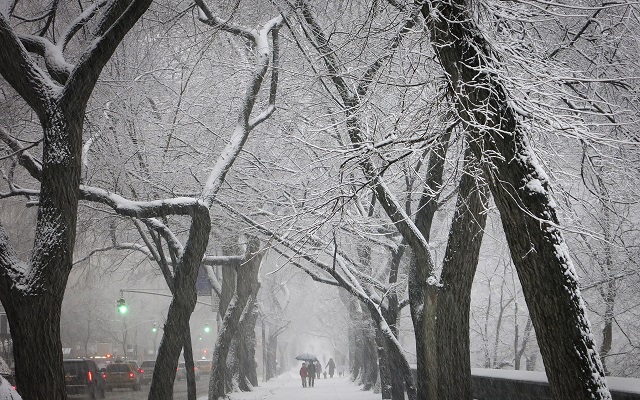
xmin=307 ymin=360 xmax=316 ymax=387
xmin=325 ymin=357 xmax=336 ymax=378
xmin=299 ymin=362 xmax=308 ymax=387
xmin=315 ymin=361 xmax=322 ymax=379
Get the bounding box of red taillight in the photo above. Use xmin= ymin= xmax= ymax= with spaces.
xmin=102 ymin=373 xmax=106 ymax=379
xmin=129 ymin=372 xmax=134 ymax=378
xmin=140 ymin=369 xmax=145 ymax=374
xmin=88 ymin=371 xmax=93 ymax=382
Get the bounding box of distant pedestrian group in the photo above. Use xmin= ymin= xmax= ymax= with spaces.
xmin=299 ymin=357 xmax=337 ymax=388
xmin=299 ymin=361 xmax=316 ymax=387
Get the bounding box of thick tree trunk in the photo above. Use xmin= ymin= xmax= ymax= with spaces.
xmin=410 ymin=132 xmax=451 ymax=400
xmin=183 ymin=327 xmax=196 ymax=400
xmin=209 ymin=238 xmax=262 ymax=399
xmin=599 ymin=287 xmax=615 ymax=375
xmin=361 ymin=323 xmax=378 ymax=391
xmin=435 ymin=148 xmax=488 ymax=400
xmin=209 ymin=294 xmax=246 ymax=399
xmin=5 ymin=292 xmax=67 ymax=400
xmin=423 ymin=1 xmax=611 ymax=398
xmin=237 ymin=296 xmax=259 ymax=390
xmin=374 ymin=325 xmax=392 ymax=400
xmin=149 ymin=291 xmax=197 ymax=400
xmin=380 ymin=292 xmax=403 ymax=400
xmin=0 ymin=2 xmax=152 ymax=399
xmin=149 ymin=214 xmax=211 ymax=400
xmin=265 ymin=328 xmax=278 ymax=381
xmin=0 ymin=109 xmax=82 ymax=400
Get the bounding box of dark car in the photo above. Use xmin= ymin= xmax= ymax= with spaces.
xmin=175 ymin=362 xmax=200 ymax=381
xmin=124 ymin=360 xmax=143 ymax=384
xmin=63 ymin=359 xmax=105 ymax=399
xmin=140 ymin=360 xmax=156 ymax=384
xmin=104 ymin=362 xmax=141 ymax=391
xmin=0 ymin=372 xmax=16 ymax=391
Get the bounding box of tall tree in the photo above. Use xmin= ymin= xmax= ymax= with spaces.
xmin=0 ymin=1 xmax=152 ymax=398
xmin=421 ymin=0 xmax=611 ymax=398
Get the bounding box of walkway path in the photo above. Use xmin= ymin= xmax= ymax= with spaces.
xmin=199 ymin=372 xmax=382 ymax=400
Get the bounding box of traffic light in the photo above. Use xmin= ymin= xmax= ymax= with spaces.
xmin=152 ymin=323 xmax=158 ymax=333
xmin=204 ymin=323 xmax=211 ymax=334
xmin=116 ymin=297 xmax=127 ymax=314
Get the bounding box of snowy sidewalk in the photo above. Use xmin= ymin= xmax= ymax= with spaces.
xmin=199 ymin=372 xmax=382 ymax=400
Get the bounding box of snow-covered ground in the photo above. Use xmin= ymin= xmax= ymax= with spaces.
xmin=199 ymin=371 xmax=382 ymax=400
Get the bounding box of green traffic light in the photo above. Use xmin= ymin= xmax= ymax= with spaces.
xmin=204 ymin=323 xmax=211 ymax=333
xmin=116 ymin=297 xmax=127 ymax=314
xmin=152 ymin=324 xmax=158 ymax=333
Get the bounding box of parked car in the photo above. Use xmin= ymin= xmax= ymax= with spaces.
xmin=175 ymin=362 xmax=200 ymax=381
xmin=195 ymin=359 xmax=212 ymax=375
xmin=140 ymin=360 xmax=156 ymax=385
xmin=124 ymin=360 xmax=143 ymax=382
xmin=63 ymin=359 xmax=106 ymax=399
xmin=104 ymin=362 xmax=141 ymax=391
xmin=0 ymin=372 xmax=16 ymax=391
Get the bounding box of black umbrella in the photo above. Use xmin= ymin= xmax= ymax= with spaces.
xmin=295 ymin=353 xmax=318 ymax=362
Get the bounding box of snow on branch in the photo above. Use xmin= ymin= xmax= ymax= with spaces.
xmin=73 ymin=243 xmax=155 ymax=266
xmin=17 ymin=34 xmax=73 ymax=84
xmin=141 ymin=218 xmax=184 ymax=258
xmin=0 ymin=222 xmax=29 ymax=295
xmin=214 ymin=199 xmax=384 ymax=304
xmin=80 ymin=185 xmax=208 ymax=219
xmin=270 ymin=246 xmax=340 ymax=287
xmin=64 ymin=0 xmax=153 ymax=104
xmin=0 ymin=0 xmax=14 ymax=19
xmin=0 ymin=126 xmax=43 ymax=180
xmin=0 ymin=15 xmax=61 ymax=114
xmin=59 ymin=0 xmax=109 ymax=51
xmin=202 ymin=255 xmax=244 ymax=267
xmin=198 ymin=8 xmax=283 ymax=207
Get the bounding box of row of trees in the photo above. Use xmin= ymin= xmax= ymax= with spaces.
xmin=1 ymin=0 xmax=639 ymax=400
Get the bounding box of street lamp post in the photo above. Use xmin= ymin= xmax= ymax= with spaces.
xmin=117 ymin=294 xmax=128 ymax=359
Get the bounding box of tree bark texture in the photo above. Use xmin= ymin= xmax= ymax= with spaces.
xmin=265 ymin=324 xmax=279 ymax=381
xmin=208 ymin=238 xmax=262 ymax=399
xmin=149 ymin=213 xmax=212 ymax=400
xmin=237 ymin=287 xmax=260 ymax=390
xmin=435 ymin=148 xmax=489 ymax=400
xmin=0 ymin=1 xmax=152 ymax=398
xmin=183 ymin=326 xmax=197 ymax=400
xmin=374 ymin=323 xmax=392 ymax=400
xmin=423 ymin=1 xmax=611 ymax=398
xmin=410 ymin=131 xmax=451 ymax=400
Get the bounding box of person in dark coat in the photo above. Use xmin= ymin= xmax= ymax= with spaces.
xmin=315 ymin=361 xmax=322 ymax=379
xmin=299 ymin=362 xmax=308 ymax=387
xmin=307 ymin=360 xmax=316 ymax=387
xmin=325 ymin=358 xmax=336 ymax=378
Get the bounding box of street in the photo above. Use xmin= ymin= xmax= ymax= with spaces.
xmin=101 ymin=380 xmax=209 ymax=400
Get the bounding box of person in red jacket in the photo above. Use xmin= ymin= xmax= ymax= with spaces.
xmin=299 ymin=362 xmax=308 ymax=387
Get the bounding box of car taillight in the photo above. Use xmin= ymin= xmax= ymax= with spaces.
xmin=102 ymin=373 xmax=106 ymax=379
xmin=129 ymin=372 xmax=134 ymax=378
xmin=88 ymin=371 xmax=93 ymax=382
xmin=140 ymin=369 xmax=144 ymax=373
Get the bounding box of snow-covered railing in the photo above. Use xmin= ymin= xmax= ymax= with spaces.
xmin=469 ymin=368 xmax=640 ymax=400
xmin=408 ymin=366 xmax=640 ymax=399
